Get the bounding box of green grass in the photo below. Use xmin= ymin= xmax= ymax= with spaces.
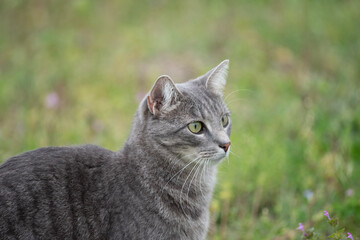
xmin=1 ymin=0 xmax=359 ymax=239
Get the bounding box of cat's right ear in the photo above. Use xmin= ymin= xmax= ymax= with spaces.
xmin=147 ymin=75 xmax=181 ymax=117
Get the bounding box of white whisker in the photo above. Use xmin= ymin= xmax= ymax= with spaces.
xmin=224 ymin=89 xmax=252 ymax=102
xmin=229 ymin=150 xmax=241 ymax=160
xmin=179 ymin=158 xmax=202 ymax=217
xmin=160 ymin=153 xmax=199 ymax=195
xmin=225 ymin=97 xmax=249 ymax=106
xmin=199 ymin=158 xmax=210 ymax=200
xmin=186 ymin=158 xmax=203 ymax=203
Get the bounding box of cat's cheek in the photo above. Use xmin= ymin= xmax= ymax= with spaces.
xmin=180 ymin=149 xmax=200 ymax=162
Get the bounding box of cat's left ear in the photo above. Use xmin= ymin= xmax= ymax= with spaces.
xmin=147 ymin=75 xmax=181 ymax=117
xmin=206 ymin=59 xmax=229 ymax=97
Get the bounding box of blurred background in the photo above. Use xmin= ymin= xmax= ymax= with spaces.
xmin=0 ymin=0 xmax=359 ymax=239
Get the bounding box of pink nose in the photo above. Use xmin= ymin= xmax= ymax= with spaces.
xmin=219 ymin=142 xmax=231 ymax=152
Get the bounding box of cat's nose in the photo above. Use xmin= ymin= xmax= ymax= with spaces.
xmin=219 ymin=142 xmax=231 ymax=153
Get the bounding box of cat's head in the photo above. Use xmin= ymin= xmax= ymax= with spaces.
xmin=138 ymin=60 xmax=231 ymax=164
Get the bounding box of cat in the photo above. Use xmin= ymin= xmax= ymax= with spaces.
xmin=0 ymin=59 xmax=232 ymax=240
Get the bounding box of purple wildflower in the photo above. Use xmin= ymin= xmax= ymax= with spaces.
xmin=324 ymin=210 xmax=331 ymax=221
xmin=347 ymin=232 xmax=354 ymax=240
xmin=296 ymin=223 xmax=306 ymax=236
xmin=346 ymin=188 xmax=354 ymax=197
xmin=45 ymin=92 xmax=60 ymax=109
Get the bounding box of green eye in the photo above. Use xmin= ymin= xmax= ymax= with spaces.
xmin=188 ymin=122 xmax=203 ymax=134
xmin=221 ymin=115 xmax=229 ymax=127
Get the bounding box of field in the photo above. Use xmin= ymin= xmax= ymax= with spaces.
xmin=0 ymin=0 xmax=359 ymax=239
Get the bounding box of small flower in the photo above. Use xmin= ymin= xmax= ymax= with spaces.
xmin=44 ymin=92 xmax=60 ymax=109
xmin=347 ymin=232 xmax=354 ymax=240
xmin=303 ymin=190 xmax=314 ymax=201
xmin=296 ymin=223 xmax=306 ymax=236
xmin=346 ymin=188 xmax=354 ymax=197
xmin=324 ymin=210 xmax=331 ymax=221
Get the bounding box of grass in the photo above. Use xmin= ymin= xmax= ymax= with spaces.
xmin=1 ymin=0 xmax=359 ymax=239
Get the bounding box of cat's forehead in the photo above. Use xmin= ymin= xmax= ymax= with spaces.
xmin=176 ymin=81 xmax=228 ymax=118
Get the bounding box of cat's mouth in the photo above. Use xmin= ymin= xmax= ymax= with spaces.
xmin=199 ymin=149 xmax=229 ymax=163
xmin=179 ymin=148 xmax=229 ymax=165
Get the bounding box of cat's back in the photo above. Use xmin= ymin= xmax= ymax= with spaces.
xmin=0 ymin=145 xmax=115 ymax=183
xmin=0 ymin=145 xmax=116 ymax=240
xmin=1 ymin=144 xmax=114 ymax=173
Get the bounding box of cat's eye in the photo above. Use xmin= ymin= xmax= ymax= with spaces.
xmin=221 ymin=115 xmax=229 ymax=127
xmin=188 ymin=122 xmax=203 ymax=134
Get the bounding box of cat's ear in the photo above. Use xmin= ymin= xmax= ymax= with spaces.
xmin=205 ymin=59 xmax=229 ymax=96
xmin=147 ymin=75 xmax=181 ymax=117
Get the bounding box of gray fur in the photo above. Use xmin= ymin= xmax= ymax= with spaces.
xmin=0 ymin=60 xmax=231 ymax=240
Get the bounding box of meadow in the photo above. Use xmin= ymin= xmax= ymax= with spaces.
xmin=0 ymin=0 xmax=359 ymax=239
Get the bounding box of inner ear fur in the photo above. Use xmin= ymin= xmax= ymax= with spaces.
xmin=147 ymin=75 xmax=181 ymax=116
xmin=205 ymin=59 xmax=229 ymax=97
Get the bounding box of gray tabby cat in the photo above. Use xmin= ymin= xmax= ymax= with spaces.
xmin=0 ymin=60 xmax=231 ymax=240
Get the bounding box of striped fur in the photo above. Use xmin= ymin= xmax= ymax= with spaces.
xmin=0 ymin=60 xmax=231 ymax=240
